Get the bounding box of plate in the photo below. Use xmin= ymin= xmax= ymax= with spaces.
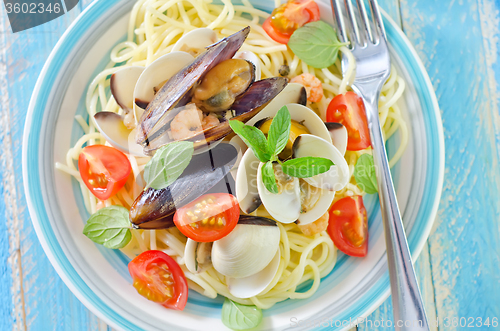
xmin=22 ymin=0 xmax=444 ymax=330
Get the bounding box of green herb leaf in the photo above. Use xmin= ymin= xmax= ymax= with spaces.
xmin=262 ymin=161 xmax=279 ymax=194
xmin=281 ymin=157 xmax=334 ymax=178
xmin=288 ymin=21 xmax=348 ymax=69
xmin=143 ymin=141 xmax=194 ymax=190
xmin=267 ymin=105 xmax=291 ymax=157
xmin=229 ymin=120 xmax=272 ymax=162
xmin=354 ymin=153 xmax=378 ymax=194
xmin=221 ymin=298 xmax=263 ymax=330
xmin=83 ymin=205 xmax=131 ymax=249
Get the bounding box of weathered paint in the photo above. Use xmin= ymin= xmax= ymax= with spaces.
xmin=400 ymin=0 xmax=500 ymax=330
xmin=1 ymin=0 xmax=500 ymax=330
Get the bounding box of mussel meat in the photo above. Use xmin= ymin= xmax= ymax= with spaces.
xmin=129 ymin=143 xmax=238 ymax=229
xmin=193 ymin=58 xmax=255 ymax=112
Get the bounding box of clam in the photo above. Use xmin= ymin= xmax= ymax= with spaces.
xmin=110 ymin=66 xmax=145 ymax=114
xmin=227 ymin=247 xmax=280 ymax=299
xmin=185 ymin=239 xmax=213 ymax=274
xmin=129 ymin=143 xmax=238 ymax=229
xmin=235 ymin=103 xmax=332 ymax=216
xmin=212 ymin=216 xmax=280 ymax=279
xmin=133 ymin=51 xmax=195 ymax=123
xmin=293 ymin=134 xmax=350 ymax=192
xmin=325 ymin=122 xmax=348 ymax=156
xmin=257 ymin=162 xmax=301 ymax=224
xmin=235 ymin=147 xmax=261 ymax=214
xmin=93 ymin=112 xmax=146 ymax=156
xmin=171 ymin=28 xmax=218 ymax=57
xmin=136 ymin=27 xmax=251 ymax=146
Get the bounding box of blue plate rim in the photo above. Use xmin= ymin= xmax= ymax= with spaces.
xmin=22 ymin=0 xmax=445 ymax=330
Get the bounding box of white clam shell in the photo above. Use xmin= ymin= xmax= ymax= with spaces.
xmin=110 ymin=66 xmax=145 ymax=112
xmin=326 ymin=123 xmax=348 ymax=156
xmin=172 ymin=28 xmax=218 ymax=56
xmin=234 ymin=51 xmax=261 ymax=81
xmin=93 ymin=112 xmax=145 ymax=156
xmin=184 ymin=238 xmax=198 ymax=274
xmin=293 ymin=134 xmax=350 ymax=192
xmin=212 ymin=223 xmax=280 ymax=279
xmin=257 ymin=162 xmax=301 ymax=224
xmin=296 ymin=182 xmax=335 ymax=226
xmin=235 ymin=149 xmax=261 ymax=214
xmin=227 ymin=248 xmax=280 ymax=299
xmin=133 ymin=51 xmax=195 ymax=123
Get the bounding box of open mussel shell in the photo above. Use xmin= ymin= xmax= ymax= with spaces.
xmin=136 ymin=26 xmax=251 ymax=146
xmin=212 ymin=215 xmax=280 ymax=279
xmin=129 ymin=143 xmax=238 ymax=229
xmin=325 ymin=122 xmax=348 ymax=156
xmin=142 ymin=77 xmax=288 ymax=156
xmin=110 ymin=66 xmax=145 ymax=113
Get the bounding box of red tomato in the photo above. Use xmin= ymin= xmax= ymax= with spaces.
xmin=326 ymin=92 xmax=371 ymax=151
xmin=263 ymin=0 xmax=320 ymax=44
xmin=78 ymin=145 xmax=131 ymax=200
xmin=327 ymin=196 xmax=368 ymax=257
xmin=174 ymin=193 xmax=240 ymax=242
xmin=128 ymin=250 xmax=188 ymax=310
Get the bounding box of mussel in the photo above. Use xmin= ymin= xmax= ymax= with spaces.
xmin=129 ymin=143 xmax=238 ymax=229
xmin=136 ymin=27 xmax=251 ymax=146
xmin=142 ymin=77 xmax=288 ymax=155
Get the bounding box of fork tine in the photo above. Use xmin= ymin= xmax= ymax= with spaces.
xmin=368 ymin=0 xmax=387 ymax=40
xmin=330 ymin=0 xmax=349 ymax=43
xmin=355 ymin=0 xmax=374 ymax=43
xmin=343 ymin=0 xmax=362 ymax=44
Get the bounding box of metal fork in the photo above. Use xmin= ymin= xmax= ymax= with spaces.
xmin=330 ymin=1 xmax=430 ymax=329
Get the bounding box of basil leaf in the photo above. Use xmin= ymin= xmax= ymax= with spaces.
xmin=83 ymin=205 xmax=131 ymax=249
xmin=221 ymin=298 xmax=263 ymax=330
xmin=281 ymin=157 xmax=334 ymax=178
xmin=230 ymin=120 xmax=271 ymax=162
xmin=143 ymin=141 xmax=194 ymax=190
xmin=354 ymin=154 xmax=378 ymax=194
xmin=288 ymin=21 xmax=348 ymax=69
xmin=262 ymin=161 xmax=278 ymax=194
xmin=267 ymin=105 xmax=291 ymax=157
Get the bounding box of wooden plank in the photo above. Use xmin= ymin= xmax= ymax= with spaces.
xmin=399 ymin=0 xmax=500 ymax=329
xmin=0 ymin=2 xmax=103 ymax=330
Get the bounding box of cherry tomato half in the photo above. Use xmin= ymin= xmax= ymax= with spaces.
xmin=327 ymin=196 xmax=368 ymax=257
xmin=128 ymin=250 xmax=188 ymax=310
xmin=174 ymin=193 xmax=240 ymax=242
xmin=78 ymin=145 xmax=131 ymax=200
xmin=326 ymin=92 xmax=371 ymax=151
xmin=263 ymin=0 xmax=320 ymax=44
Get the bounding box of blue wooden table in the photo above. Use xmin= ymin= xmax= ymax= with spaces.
xmin=1 ymin=0 xmax=499 ymax=330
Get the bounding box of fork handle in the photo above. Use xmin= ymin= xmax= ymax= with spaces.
xmin=362 ymin=95 xmax=430 ymax=331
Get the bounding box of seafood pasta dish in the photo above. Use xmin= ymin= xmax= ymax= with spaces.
xmin=55 ymin=0 xmax=408 ymax=328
